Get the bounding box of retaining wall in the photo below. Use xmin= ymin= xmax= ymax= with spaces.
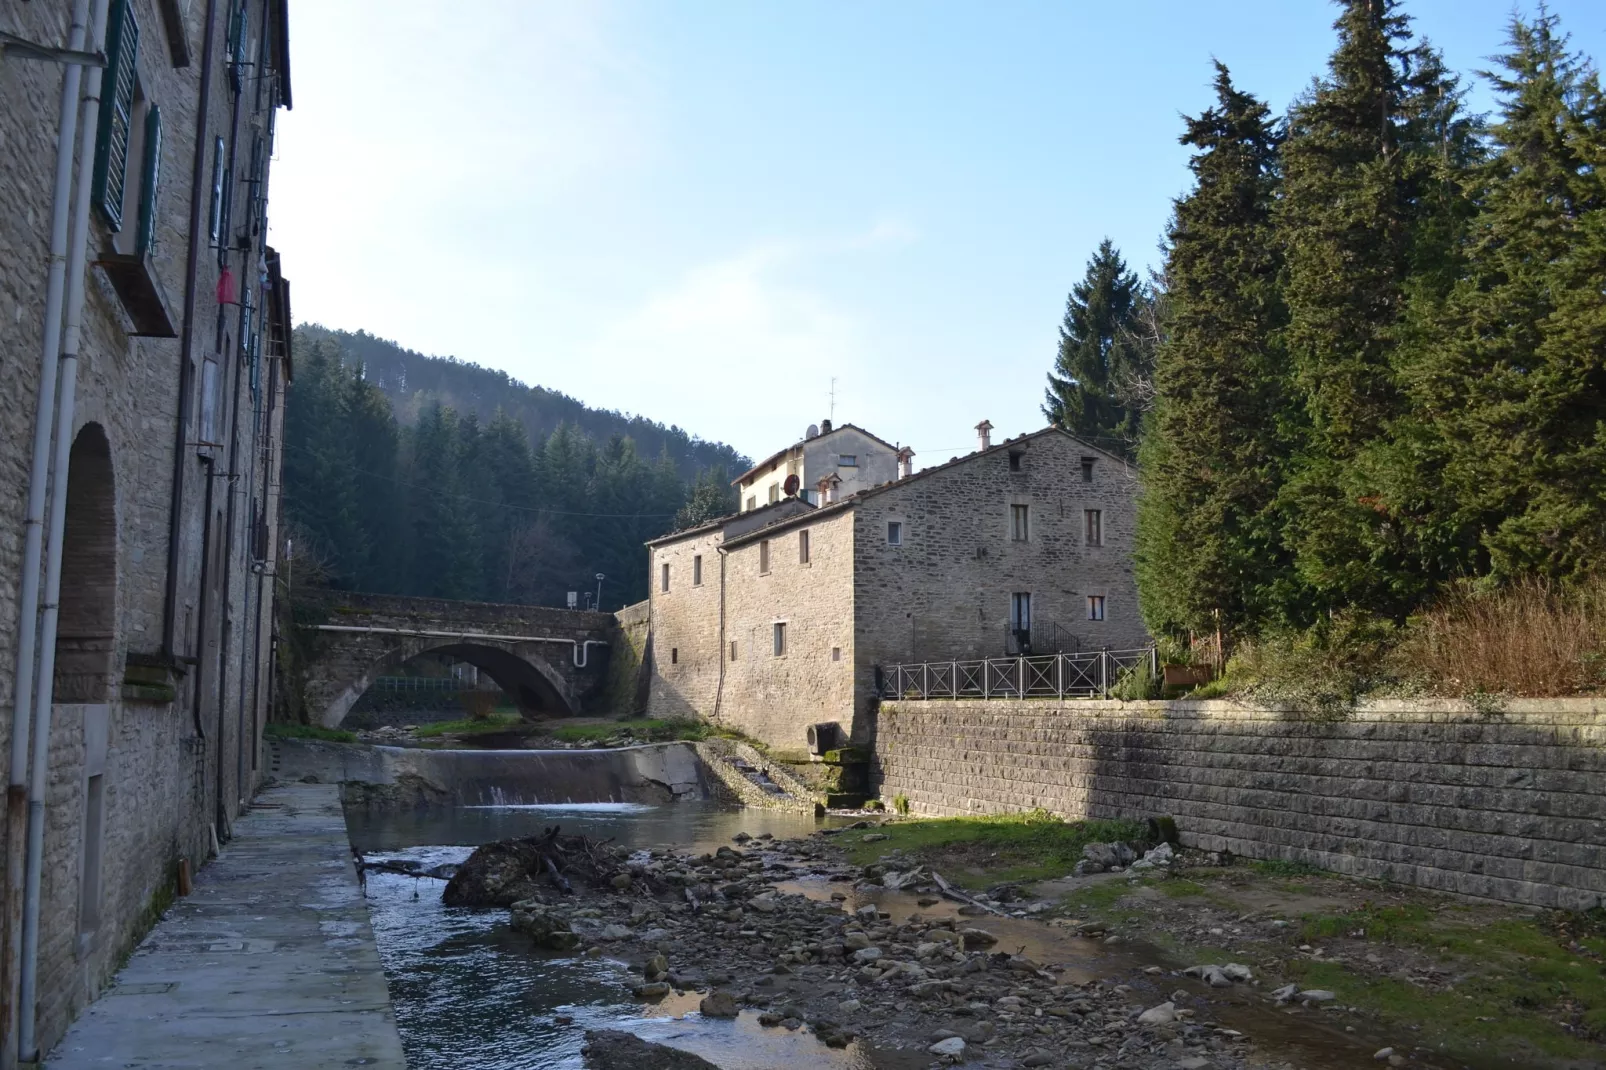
xmin=873 ymin=698 xmax=1606 ymax=911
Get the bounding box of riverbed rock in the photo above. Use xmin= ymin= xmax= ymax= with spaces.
xmin=643 ymin=952 xmax=668 ymax=980
xmin=1082 ymin=841 xmax=1137 ymax=869
xmin=632 ymin=981 xmax=670 ymax=999
xmin=1137 ymin=1001 xmax=1176 ymax=1025
xmin=928 ymin=1036 xmax=966 ymax=1057
xmin=583 ymin=1030 xmax=720 ymax=1070
xmin=509 ymin=900 xmax=581 ymax=950
xmin=699 ymin=989 xmax=740 ymax=1017
xmin=960 ymin=927 xmax=998 ymax=949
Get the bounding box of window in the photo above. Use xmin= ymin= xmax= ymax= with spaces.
xmin=692 ymin=555 xmax=703 ymax=586
xmin=772 ymin=622 xmax=787 ymax=656
xmin=670 ymin=647 xmax=678 ymax=665
xmin=92 ymin=0 xmax=140 ymax=228
xmin=660 ymin=562 xmax=670 ymax=592
xmin=198 ymin=356 xmax=220 ymax=445
xmin=208 ymin=136 xmax=225 ymax=246
xmin=799 ymin=529 xmax=810 ymax=565
xmin=1088 ymin=595 xmax=1106 ymax=621
xmin=1008 ymin=450 xmax=1024 ymax=472
xmin=134 ymin=106 xmax=163 ymax=256
xmin=831 ymin=646 xmax=842 ymax=662
xmin=729 ymin=640 xmax=738 ymax=661
xmin=886 ymin=521 xmax=902 ymax=546
xmin=1081 ymin=457 xmax=1096 ymax=483
xmin=838 ymin=454 xmax=858 ymax=467
xmin=745 ymin=495 xmax=756 ymax=511
xmin=1085 ymin=509 xmax=1103 ymax=546
xmin=1011 ymin=504 xmax=1030 ymax=541
xmin=759 ymin=539 xmax=771 ymax=574
xmin=768 ymin=483 xmax=780 ymax=504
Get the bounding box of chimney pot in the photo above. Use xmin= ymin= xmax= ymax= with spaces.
xmin=896 ymin=446 xmax=915 ymax=479
xmin=975 ymin=419 xmax=993 ymax=451
xmin=821 ymin=418 xmax=833 ymax=434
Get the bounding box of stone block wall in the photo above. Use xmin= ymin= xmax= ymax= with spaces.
xmin=874 ymin=697 xmax=1606 ymax=911
xmin=646 ymin=527 xmax=725 ymax=721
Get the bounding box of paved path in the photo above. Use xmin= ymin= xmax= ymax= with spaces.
xmin=47 ymin=783 xmax=407 ymax=1069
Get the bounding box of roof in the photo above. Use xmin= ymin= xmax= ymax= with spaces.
xmin=718 ymin=426 xmax=1134 ymax=548
xmin=731 ymin=423 xmax=901 ymax=486
xmin=644 ymin=495 xmax=815 ymax=548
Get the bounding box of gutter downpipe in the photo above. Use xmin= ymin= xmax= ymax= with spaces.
xmin=3 ymin=4 xmax=93 ymax=1060
xmin=711 ymin=547 xmax=728 ymax=723
xmin=163 ymin=0 xmax=223 ymax=666
xmin=17 ymin=0 xmax=111 ymax=1057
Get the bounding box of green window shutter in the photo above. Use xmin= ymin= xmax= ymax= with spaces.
xmin=92 ymin=0 xmax=140 ymax=229
xmin=135 ymin=106 xmax=162 ymax=257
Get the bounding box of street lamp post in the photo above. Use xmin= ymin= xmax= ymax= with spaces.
xmin=594 ymin=573 xmax=605 ymax=611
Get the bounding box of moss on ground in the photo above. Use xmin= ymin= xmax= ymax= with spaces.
xmin=834 ymin=812 xmax=1146 ymax=888
xmin=412 ymin=713 xmax=525 ymax=738
xmin=263 ymin=722 xmax=356 ymax=743
xmin=548 ymin=718 xmax=715 ymax=744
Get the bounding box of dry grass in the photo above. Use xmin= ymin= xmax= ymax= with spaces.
xmin=1393 ymin=577 xmax=1606 ymax=697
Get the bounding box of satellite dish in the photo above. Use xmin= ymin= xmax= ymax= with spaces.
xmin=806 ymin=424 xmax=820 ymax=439
xmin=783 ymin=474 xmax=801 ymax=497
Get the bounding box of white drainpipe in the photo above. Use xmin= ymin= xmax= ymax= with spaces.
xmin=15 ymin=0 xmax=108 ymax=1058
xmin=309 ymin=625 xmax=609 ymax=669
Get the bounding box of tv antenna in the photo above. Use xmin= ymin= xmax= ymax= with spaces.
xmin=828 ymin=377 xmax=837 ymax=423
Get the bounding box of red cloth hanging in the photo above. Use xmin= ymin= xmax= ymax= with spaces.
xmin=217 ymin=268 xmax=238 ymax=305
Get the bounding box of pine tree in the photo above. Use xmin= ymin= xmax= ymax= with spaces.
xmin=675 ymin=466 xmax=737 ymax=530
xmin=1276 ymin=0 xmax=1469 ymax=618
xmin=1409 ymin=12 xmax=1606 ymax=580
xmin=1043 ymin=239 xmax=1151 ymax=458
xmin=406 ymin=404 xmax=480 ymax=598
xmin=281 ymin=340 xmax=366 ymax=583
xmin=1135 ymin=62 xmax=1291 ymax=639
xmin=344 ymin=361 xmax=402 ymax=593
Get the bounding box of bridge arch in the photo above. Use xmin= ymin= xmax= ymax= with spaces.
xmin=314 ymin=638 xmax=577 ymax=729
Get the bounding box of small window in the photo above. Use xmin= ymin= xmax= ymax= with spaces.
xmin=759 ymin=539 xmax=771 ymax=574
xmin=799 ymin=529 xmax=810 ymax=565
xmin=1011 ymin=593 xmax=1032 ymax=639
xmin=1011 ymin=504 xmax=1030 ymax=542
xmin=199 ymin=356 xmax=220 ymax=444
xmin=208 ymin=136 xmax=225 ymax=246
xmin=1008 ymin=450 xmax=1024 ymax=472
xmin=831 ymin=646 xmax=841 ymax=662
xmin=1085 ymin=509 xmax=1103 ymax=546
xmin=92 ymin=0 xmax=141 ymax=228
xmin=745 ymin=496 xmax=756 ymax=511
xmin=768 ymin=483 xmax=780 ymax=504
xmin=730 ymin=640 xmax=738 ymax=661
xmin=886 ymin=521 xmax=902 ymax=546
xmin=1087 ymin=595 xmax=1106 ymax=621
xmin=772 ymin=622 xmax=787 ymax=657
xmin=839 ymin=454 xmax=858 ymax=467
xmin=693 ymin=554 xmax=703 ymax=586
xmin=1081 ymin=457 xmax=1096 ymax=483
xmin=660 ymin=562 xmax=670 ymax=592
xmin=670 ymin=647 xmax=679 ymax=665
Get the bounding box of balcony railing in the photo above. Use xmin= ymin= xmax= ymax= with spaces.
xmin=877 ymin=647 xmax=1157 ymax=701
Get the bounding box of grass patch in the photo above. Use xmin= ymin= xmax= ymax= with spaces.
xmin=836 ymin=811 xmax=1146 ymax=888
xmin=548 ymin=718 xmax=714 ymax=744
xmin=264 ymin=722 xmax=356 ymax=743
xmin=1248 ymin=858 xmax=1327 ymax=879
xmin=413 ymin=713 xmax=525 ymax=738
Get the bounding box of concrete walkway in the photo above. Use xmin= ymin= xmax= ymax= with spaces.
xmin=47 ymin=784 xmax=407 ymax=1069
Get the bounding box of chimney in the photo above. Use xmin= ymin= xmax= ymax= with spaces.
xmin=816 ymin=473 xmax=841 ymax=504
xmin=820 ymin=418 xmax=833 ymax=434
xmin=975 ymin=419 xmax=993 ymax=452
xmin=896 ymin=446 xmax=915 ymax=479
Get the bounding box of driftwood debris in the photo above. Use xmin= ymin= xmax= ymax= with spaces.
xmin=441 ymin=826 xmax=623 ymax=906
xmin=931 ymin=869 xmax=1007 ymax=916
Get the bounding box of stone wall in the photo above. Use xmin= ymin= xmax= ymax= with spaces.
xmin=646 ymin=527 xmax=725 ymax=722
xmin=718 ymin=507 xmax=857 ymax=753
xmin=601 ymin=600 xmax=650 ymax=715
xmin=873 ymin=697 xmax=1606 ymax=911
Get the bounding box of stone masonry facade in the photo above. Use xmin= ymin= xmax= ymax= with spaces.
xmin=874 ymin=697 xmax=1606 ymax=911
xmin=647 ymin=428 xmax=1146 ymax=753
xmin=0 ymin=1 xmax=292 ymax=1055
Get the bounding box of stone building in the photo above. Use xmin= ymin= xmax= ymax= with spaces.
xmin=647 ymin=424 xmax=1146 ymax=751
xmin=733 ymin=420 xmax=906 ymax=511
xmin=0 ymin=0 xmax=292 ymax=1060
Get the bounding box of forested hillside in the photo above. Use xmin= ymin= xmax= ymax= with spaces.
xmin=295 ymin=325 xmax=744 ymax=481
xmin=282 ymin=331 xmax=743 ymax=609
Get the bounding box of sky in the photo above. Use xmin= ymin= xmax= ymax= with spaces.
xmin=271 ymin=1 xmax=1606 ymax=467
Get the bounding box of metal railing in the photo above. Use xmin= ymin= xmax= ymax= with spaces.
xmin=877 ymin=647 xmax=1158 ymax=701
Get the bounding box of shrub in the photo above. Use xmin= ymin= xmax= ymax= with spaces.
xmin=1235 ymin=610 xmax=1400 ymax=718
xmin=1391 ymin=576 xmax=1606 ymax=698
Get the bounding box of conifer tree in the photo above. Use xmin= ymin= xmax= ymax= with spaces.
xmin=1409 ymin=12 xmax=1606 ymax=580
xmin=1277 ymin=0 xmax=1468 ymax=618
xmin=1136 ymin=62 xmax=1291 ymax=638
xmin=675 ymin=467 xmax=737 ymax=530
xmin=406 ymin=404 xmax=481 ymax=598
xmin=1043 ymin=239 xmax=1151 ymax=458
xmin=282 ymin=340 xmax=367 ymax=580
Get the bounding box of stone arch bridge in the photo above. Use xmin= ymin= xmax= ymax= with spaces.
xmin=299 ymin=592 xmax=616 ymax=728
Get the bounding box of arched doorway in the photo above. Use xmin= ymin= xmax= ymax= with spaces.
xmin=54 ymin=424 xmax=117 ymax=702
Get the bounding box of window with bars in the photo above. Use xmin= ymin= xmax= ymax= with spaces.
xmin=92 ymin=0 xmax=140 ymax=229
xmin=1085 ymin=509 xmax=1103 ymax=546
xmin=1011 ymin=504 xmax=1030 ymax=541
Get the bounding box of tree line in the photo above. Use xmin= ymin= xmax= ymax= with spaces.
xmin=282 ymin=338 xmax=738 ymax=610
xmin=1045 ymin=2 xmax=1606 ymax=645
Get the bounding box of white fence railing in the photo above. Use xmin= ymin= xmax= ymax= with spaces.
xmin=877 ymin=647 xmax=1158 ymax=701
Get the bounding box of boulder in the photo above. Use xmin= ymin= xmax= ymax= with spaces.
xmin=960 ymin=927 xmax=998 ymax=949
xmin=1082 ymin=841 xmax=1137 ymax=869
xmin=928 ymin=1036 xmax=966 ymax=1057
xmin=583 ymin=1030 xmax=720 ymax=1070
xmin=699 ymin=989 xmax=740 ymax=1018
xmin=1136 ymin=1001 xmax=1176 ymax=1026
